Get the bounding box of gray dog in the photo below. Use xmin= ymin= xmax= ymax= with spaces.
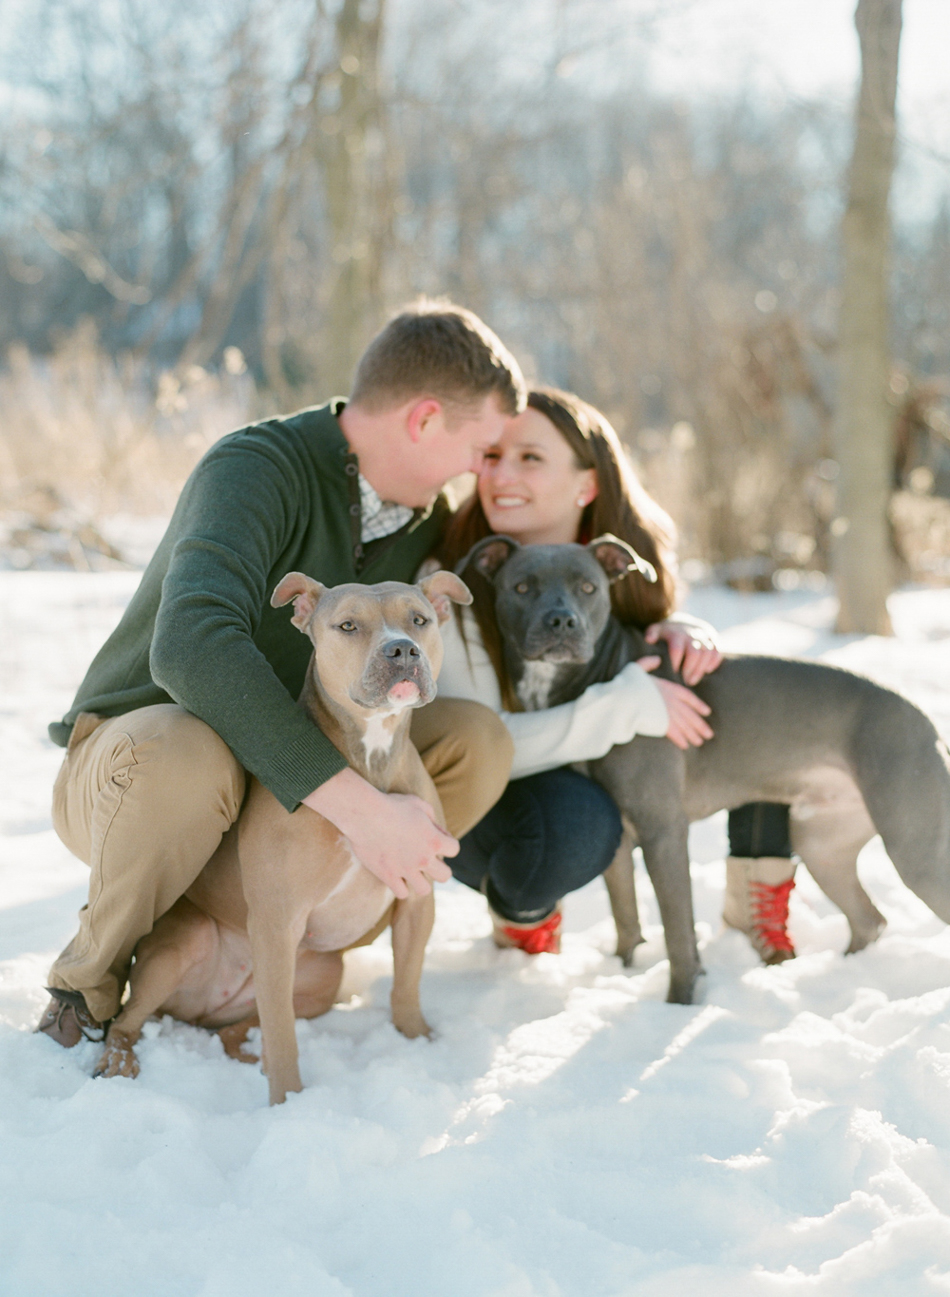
xmin=460 ymin=533 xmax=950 ymax=1005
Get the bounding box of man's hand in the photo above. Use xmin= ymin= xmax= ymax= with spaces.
xmin=636 ymin=655 xmax=714 ymax=750
xmin=644 ymin=619 xmax=723 ymax=686
xmin=303 ymin=767 xmax=456 ymax=899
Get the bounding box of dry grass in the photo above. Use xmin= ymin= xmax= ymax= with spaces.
xmin=0 ymin=323 xmax=256 ymax=568
xmin=1 ymin=322 xmax=946 ymax=585
xmin=891 ymin=490 xmax=950 ymax=583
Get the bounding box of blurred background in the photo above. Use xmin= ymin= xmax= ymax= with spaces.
xmin=1 ymin=0 xmax=948 ymax=595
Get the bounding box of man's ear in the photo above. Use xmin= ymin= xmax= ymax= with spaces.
xmin=456 ymin=534 xmax=521 ymax=582
xmin=418 ymin=570 xmax=473 ymax=624
xmin=271 ymin=571 xmax=327 ymax=630
xmin=587 ymin=534 xmax=658 ymax=584
xmin=406 ymin=397 xmax=442 ymax=444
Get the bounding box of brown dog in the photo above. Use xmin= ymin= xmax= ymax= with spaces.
xmin=93 ymin=569 xmax=472 ymax=1104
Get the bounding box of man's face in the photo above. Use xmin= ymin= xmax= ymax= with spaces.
xmin=404 ymin=394 xmax=509 ymax=507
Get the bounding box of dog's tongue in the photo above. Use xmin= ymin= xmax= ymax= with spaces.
xmin=388 ymin=680 xmax=420 ymax=703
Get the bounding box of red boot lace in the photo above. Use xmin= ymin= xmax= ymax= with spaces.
xmin=749 ymin=878 xmax=796 ymax=958
xmin=501 ymin=910 xmax=562 ymax=955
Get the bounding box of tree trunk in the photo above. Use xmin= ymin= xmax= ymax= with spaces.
xmin=319 ymin=0 xmax=387 ymax=396
xmin=833 ymin=0 xmax=902 ymax=633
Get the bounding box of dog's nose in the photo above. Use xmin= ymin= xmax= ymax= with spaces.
xmin=544 ymin=608 xmax=578 ymax=631
xmin=382 ymin=638 xmax=420 ymax=662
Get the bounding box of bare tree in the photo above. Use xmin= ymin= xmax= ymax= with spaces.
xmin=833 ymin=0 xmax=903 ymax=633
xmin=255 ymin=0 xmax=389 ymax=401
xmin=6 ymin=0 xmax=947 ymax=588
xmin=318 ymin=0 xmax=388 ymax=395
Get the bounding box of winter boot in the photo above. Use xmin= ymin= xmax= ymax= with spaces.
xmin=490 ymin=905 xmax=563 ymax=955
xmin=723 ymin=856 xmax=796 ymax=964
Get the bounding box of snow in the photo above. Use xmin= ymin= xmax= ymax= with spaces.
xmin=2 ymin=571 xmax=950 ymax=1296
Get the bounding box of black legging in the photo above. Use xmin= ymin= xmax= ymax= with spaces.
xmin=728 ymin=802 xmax=792 ymax=858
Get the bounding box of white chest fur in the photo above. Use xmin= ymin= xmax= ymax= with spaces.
xmin=303 ymin=842 xmax=393 ymax=951
xmin=359 ymin=693 xmax=416 ymax=762
xmin=516 ymin=660 xmax=560 ymax=712
xmin=361 ymin=711 xmax=398 ymax=761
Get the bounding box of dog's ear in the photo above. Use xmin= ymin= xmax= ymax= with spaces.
xmin=587 ymin=534 xmax=658 ymax=584
xmin=271 ymin=571 xmax=327 ymax=630
xmin=418 ymin=570 xmax=473 ymax=624
xmin=455 ymin=534 xmax=521 ymax=582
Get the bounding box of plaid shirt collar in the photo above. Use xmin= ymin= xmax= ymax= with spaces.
xmin=358 ymin=474 xmax=414 ymax=545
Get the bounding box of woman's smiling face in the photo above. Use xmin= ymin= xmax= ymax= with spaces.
xmin=477 ymin=407 xmax=598 ymax=546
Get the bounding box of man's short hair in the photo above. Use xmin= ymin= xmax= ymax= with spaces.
xmin=350 ymin=299 xmax=526 ymax=417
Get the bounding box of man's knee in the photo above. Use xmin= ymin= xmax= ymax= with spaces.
xmin=150 ymin=707 xmax=240 ymax=769
xmin=413 ymin=699 xmax=513 ymax=838
xmin=450 ymin=700 xmax=514 ymax=777
xmin=111 ymin=705 xmax=245 ymax=819
xmin=438 ymin=701 xmax=512 ymax=792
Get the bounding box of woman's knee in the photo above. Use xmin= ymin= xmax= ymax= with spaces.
xmin=490 ymin=769 xmax=623 ymax=909
xmin=523 ymin=769 xmax=622 ymax=844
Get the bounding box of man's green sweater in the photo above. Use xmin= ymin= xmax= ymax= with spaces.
xmin=49 ymin=402 xmax=447 ymax=811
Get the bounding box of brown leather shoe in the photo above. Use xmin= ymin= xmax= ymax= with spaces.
xmin=34 ymin=988 xmax=106 ymax=1047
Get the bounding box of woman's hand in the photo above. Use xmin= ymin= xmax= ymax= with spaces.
xmin=644 ymin=620 xmax=723 ymax=686
xmin=636 ymin=655 xmax=714 ymax=750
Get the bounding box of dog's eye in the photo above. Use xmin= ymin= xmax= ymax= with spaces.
xmin=337 ymin=621 xmax=357 ymax=632
xmin=580 ymin=581 xmax=596 ymax=595
xmin=514 ymin=582 xmax=530 ymax=594
xmin=413 ymin=614 xmax=428 ymax=626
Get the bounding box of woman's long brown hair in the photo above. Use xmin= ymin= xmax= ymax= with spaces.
xmin=432 ymin=386 xmax=678 ymax=709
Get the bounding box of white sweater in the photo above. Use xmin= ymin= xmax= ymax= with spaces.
xmin=435 ymin=605 xmax=670 ymax=780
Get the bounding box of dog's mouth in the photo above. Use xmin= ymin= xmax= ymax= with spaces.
xmin=351 ymin=668 xmax=435 ymax=711
xmin=387 ymin=680 xmax=421 ymax=704
xmin=524 ymin=646 xmax=590 ymax=665
xmin=521 ymin=630 xmax=594 ymax=666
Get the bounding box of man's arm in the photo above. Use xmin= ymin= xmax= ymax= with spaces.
xmin=304 ymin=770 xmax=455 ymax=899
xmin=148 ymin=435 xmax=454 ymax=895
xmin=149 ymin=437 xmax=350 ymax=807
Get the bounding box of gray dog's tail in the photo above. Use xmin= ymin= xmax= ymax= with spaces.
xmin=849 ymin=690 xmax=950 ymax=920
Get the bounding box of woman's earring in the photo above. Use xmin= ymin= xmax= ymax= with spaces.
xmin=576 ymin=496 xmax=587 ymax=507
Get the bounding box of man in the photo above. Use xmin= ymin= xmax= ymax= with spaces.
xmin=37 ymin=300 xmax=522 ymax=1045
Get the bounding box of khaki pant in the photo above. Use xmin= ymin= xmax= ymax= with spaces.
xmin=49 ymin=699 xmax=512 ymax=1022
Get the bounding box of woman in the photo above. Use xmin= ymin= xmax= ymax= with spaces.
xmin=429 ymin=387 xmax=796 ymax=962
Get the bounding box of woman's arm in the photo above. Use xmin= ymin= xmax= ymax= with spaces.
xmin=433 ymin=596 xmax=712 ymax=779
xmin=503 ymin=657 xmax=712 ymax=778
xmin=503 ymin=660 xmax=668 ymax=779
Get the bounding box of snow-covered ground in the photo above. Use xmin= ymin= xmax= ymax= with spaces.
xmin=2 ymin=572 xmax=950 ymax=1297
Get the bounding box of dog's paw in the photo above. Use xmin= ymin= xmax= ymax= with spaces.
xmin=666 ymin=967 xmax=706 ymax=1006
xmin=393 ymin=1009 xmax=432 ymax=1040
xmin=845 ymin=916 xmax=886 ymax=955
xmin=617 ymin=937 xmax=645 ymax=968
xmin=93 ymin=1032 xmax=140 ymax=1079
xmin=217 ymin=1021 xmax=260 ymax=1063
